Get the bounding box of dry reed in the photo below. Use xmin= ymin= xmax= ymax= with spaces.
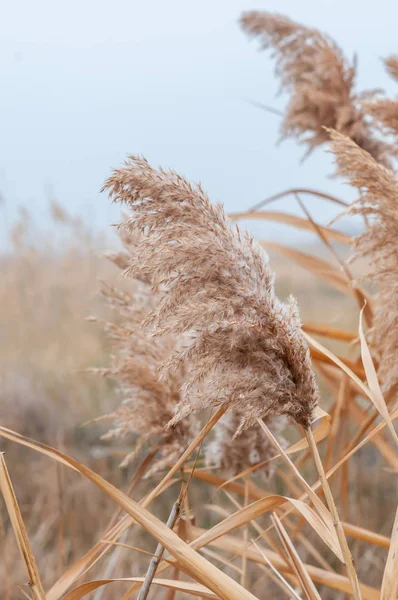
xmin=2 ymin=10 xmax=398 ymax=600
xmin=384 ymin=55 xmax=398 ymax=83
xmin=102 ymin=156 xmax=319 ymax=432
xmin=328 ymin=129 xmax=398 ymax=394
xmin=365 ymin=98 xmax=398 ymax=140
xmin=240 ymin=10 xmax=391 ymax=166
xmin=91 ymin=228 xmax=195 ymax=474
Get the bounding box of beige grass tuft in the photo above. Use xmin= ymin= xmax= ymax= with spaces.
xmin=240 ymin=11 xmax=390 ymax=166
xmin=384 ymin=55 xmax=398 ymax=83
xmin=328 ymin=129 xmax=398 ymax=393
xmin=102 ymin=156 xmax=319 ymax=432
xmin=92 ymin=228 xmax=195 ymax=473
xmin=365 ymin=98 xmax=398 ymax=139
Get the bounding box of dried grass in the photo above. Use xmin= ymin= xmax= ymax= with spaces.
xmin=328 ymin=129 xmax=398 ymax=394
xmin=91 ymin=229 xmax=195 ymax=473
xmin=365 ymin=98 xmax=398 ymax=139
xmin=1 ymin=10 xmax=398 ymax=600
xmin=103 ymin=157 xmax=319 ymax=431
xmin=384 ymin=55 xmax=398 ymax=83
xmin=240 ymin=11 xmax=391 ymax=166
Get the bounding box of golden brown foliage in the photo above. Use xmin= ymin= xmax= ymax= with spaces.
xmin=329 ymin=129 xmax=398 ymax=393
xmin=102 ymin=156 xmax=319 ymax=431
xmin=240 ymin=11 xmax=390 ymax=165
xmin=5 ymin=12 xmax=398 ymax=600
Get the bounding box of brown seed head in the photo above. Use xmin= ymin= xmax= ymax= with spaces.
xmin=240 ymin=11 xmax=390 ymax=166
xmin=384 ymin=55 xmax=398 ymax=83
xmin=102 ymin=156 xmax=319 ymax=432
xmin=94 ymin=228 xmax=195 ymax=473
xmin=328 ymin=129 xmax=398 ymax=393
xmin=364 ymin=99 xmax=398 ymax=142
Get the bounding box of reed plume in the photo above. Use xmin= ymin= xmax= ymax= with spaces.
xmin=91 ymin=229 xmax=195 ymax=473
xmin=385 ymin=55 xmax=398 ymax=83
xmin=206 ymin=413 xmax=287 ymax=478
xmin=365 ymin=99 xmax=398 ymax=139
xmin=328 ymin=129 xmax=398 ymax=393
xmin=240 ymin=11 xmax=390 ymax=166
xmin=363 ymin=56 xmax=398 ymax=142
xmin=102 ymin=156 xmax=319 ymax=434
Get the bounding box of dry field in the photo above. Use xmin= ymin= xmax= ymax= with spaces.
xmin=1 ymin=10 xmax=398 ymax=600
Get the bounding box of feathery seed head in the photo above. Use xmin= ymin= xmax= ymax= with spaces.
xmin=364 ymin=99 xmax=398 ymax=142
xmin=240 ymin=11 xmax=390 ymax=166
xmin=103 ymin=156 xmax=319 ymax=431
xmin=328 ymin=129 xmax=398 ymax=393
xmin=94 ymin=228 xmax=195 ymax=474
xmin=384 ymin=55 xmax=398 ymax=83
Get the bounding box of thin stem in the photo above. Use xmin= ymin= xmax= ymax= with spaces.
xmin=93 ymin=531 xmax=128 ymax=600
xmin=106 ymin=449 xmax=158 ymax=536
xmin=145 ymin=406 xmax=226 ymax=505
xmin=245 ymin=98 xmax=284 ymax=117
xmin=257 ymin=419 xmax=329 ymax=521
xmin=135 ymin=438 xmax=203 ymax=600
xmin=251 ymin=538 xmax=302 ymax=600
xmin=241 ymin=475 xmax=249 ymax=588
xmin=248 ymin=188 xmax=349 ymax=212
xmin=0 ymin=454 xmax=46 ymax=600
xmin=295 ymin=193 xmax=373 ymax=326
xmin=116 ymin=410 xmax=226 ymax=600
xmin=271 ymin=512 xmax=322 ymax=600
xmin=305 ymin=427 xmax=363 ymax=600
xmin=224 ymin=489 xmax=289 ymax=567
xmin=136 ymin=490 xmax=183 ymax=600
xmin=325 ymin=377 xmax=348 ymax=471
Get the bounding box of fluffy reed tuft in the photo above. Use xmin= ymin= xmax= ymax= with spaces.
xmin=102 ymin=156 xmax=319 ymax=433
xmin=206 ymin=413 xmax=287 ymax=478
xmin=240 ymin=11 xmax=389 ymax=166
xmin=364 ymin=54 xmax=398 ymax=143
xmin=328 ymin=129 xmax=398 ymax=393
xmin=360 ymin=54 xmax=398 ymax=153
xmin=92 ymin=230 xmax=195 ymax=473
xmin=384 ymin=55 xmax=398 ymax=83
xmin=365 ymin=99 xmax=398 ymax=139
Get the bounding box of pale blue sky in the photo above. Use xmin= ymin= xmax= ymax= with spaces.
xmin=1 ymin=0 xmax=397 ymax=242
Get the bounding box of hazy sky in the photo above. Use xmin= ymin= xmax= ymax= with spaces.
xmin=1 ymin=0 xmax=397 ymax=242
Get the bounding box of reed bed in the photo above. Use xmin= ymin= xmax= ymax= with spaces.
xmin=1 ymin=9 xmax=398 ymax=600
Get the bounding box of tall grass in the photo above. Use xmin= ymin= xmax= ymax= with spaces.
xmin=1 ymin=10 xmax=398 ymax=600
